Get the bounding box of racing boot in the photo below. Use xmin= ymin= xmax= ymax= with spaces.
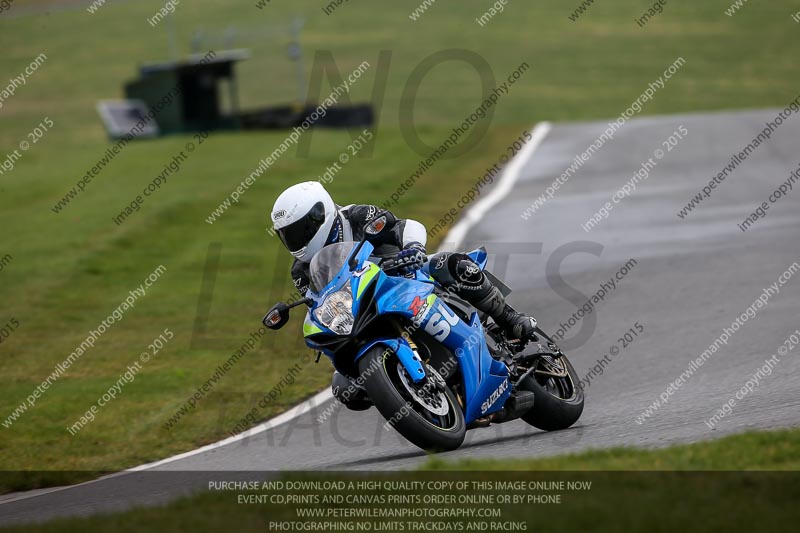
xmin=331 ymin=371 xmax=372 ymax=411
xmin=472 ymin=285 xmax=538 ymax=342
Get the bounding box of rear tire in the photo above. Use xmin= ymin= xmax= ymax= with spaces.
xmin=519 ymin=355 xmax=584 ymax=431
xmin=358 ymin=346 xmax=465 ymax=452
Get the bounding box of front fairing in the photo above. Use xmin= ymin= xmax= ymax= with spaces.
xmin=303 ymin=241 xmax=377 ymax=343
xmin=303 ymin=242 xmax=437 ymax=359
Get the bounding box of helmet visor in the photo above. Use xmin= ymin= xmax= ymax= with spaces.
xmin=276 ymin=201 xmax=327 ymax=253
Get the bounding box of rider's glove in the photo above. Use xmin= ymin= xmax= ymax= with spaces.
xmin=395 ymin=242 xmax=426 ymax=274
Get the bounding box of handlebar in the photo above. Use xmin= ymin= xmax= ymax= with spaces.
xmin=380 ymin=257 xmax=403 ymax=273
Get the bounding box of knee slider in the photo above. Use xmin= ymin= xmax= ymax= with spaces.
xmin=453 ymin=255 xmax=483 ymax=287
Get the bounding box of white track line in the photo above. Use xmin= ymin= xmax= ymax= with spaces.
xmin=0 ymin=390 xmax=334 ymax=506
xmin=129 ymin=388 xmax=334 ymax=471
xmin=438 ymin=121 xmax=552 ymax=252
xmin=0 ymin=120 xmax=552 ymax=503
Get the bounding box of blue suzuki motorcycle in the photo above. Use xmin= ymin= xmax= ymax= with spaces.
xmin=264 ymin=220 xmax=584 ymax=452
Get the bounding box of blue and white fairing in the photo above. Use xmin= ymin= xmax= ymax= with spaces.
xmin=302 ymin=241 xmax=511 ymax=424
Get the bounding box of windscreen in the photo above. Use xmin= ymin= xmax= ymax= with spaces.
xmin=308 ymin=241 xmax=357 ymax=293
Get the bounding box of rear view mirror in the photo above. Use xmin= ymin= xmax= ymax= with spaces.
xmin=263 ymin=302 xmax=290 ymax=330
xmin=364 ymin=214 xmax=388 ymax=236
xmin=349 ymin=210 xmax=389 ymax=270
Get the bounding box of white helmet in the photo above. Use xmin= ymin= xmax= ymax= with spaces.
xmin=271 ymin=181 xmax=337 ymax=263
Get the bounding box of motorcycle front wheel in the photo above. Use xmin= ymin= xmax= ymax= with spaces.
xmin=358 ymin=345 xmax=465 ymax=452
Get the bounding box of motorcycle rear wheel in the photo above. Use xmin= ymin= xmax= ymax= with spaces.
xmin=358 ymin=346 xmax=465 ymax=452
xmin=518 ymin=354 xmax=584 ymax=431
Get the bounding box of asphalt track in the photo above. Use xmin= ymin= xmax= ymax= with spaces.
xmin=3 ymin=109 xmax=800 ymax=525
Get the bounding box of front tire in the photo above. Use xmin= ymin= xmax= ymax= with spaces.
xmin=519 ymin=354 xmax=584 ymax=431
xmin=358 ymin=346 xmax=465 ymax=452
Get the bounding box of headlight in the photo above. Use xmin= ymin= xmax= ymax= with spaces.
xmin=313 ymin=281 xmax=354 ymax=335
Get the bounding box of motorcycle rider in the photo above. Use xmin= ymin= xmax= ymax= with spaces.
xmin=269 ymin=181 xmax=537 ymax=410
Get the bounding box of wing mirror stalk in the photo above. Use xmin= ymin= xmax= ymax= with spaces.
xmin=263 ymin=297 xmax=312 ymax=330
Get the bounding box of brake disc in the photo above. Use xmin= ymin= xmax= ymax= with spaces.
xmin=396 ymin=363 xmax=450 ymax=416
